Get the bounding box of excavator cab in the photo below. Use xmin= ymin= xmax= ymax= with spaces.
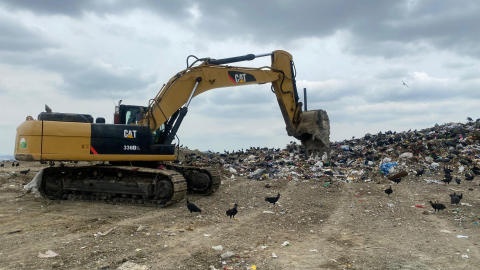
xmin=116 ymin=104 xmax=147 ymax=125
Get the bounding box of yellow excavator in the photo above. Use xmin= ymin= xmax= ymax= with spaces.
xmin=14 ymin=50 xmax=330 ymax=206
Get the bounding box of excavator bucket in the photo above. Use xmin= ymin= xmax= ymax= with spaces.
xmin=295 ymin=109 xmax=330 ymax=159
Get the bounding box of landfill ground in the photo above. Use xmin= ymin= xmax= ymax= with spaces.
xmin=1 ymin=159 xmax=479 ymax=270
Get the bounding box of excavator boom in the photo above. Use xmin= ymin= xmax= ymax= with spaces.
xmin=143 ymin=50 xmax=330 ymax=157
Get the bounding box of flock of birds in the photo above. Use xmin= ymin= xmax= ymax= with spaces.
xmin=185 ymin=193 xmax=281 ymax=218
xmin=1 ymin=162 xmax=30 ymax=175
xmin=384 ymin=165 xmax=477 ymax=213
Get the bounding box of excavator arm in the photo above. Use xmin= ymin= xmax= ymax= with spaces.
xmin=143 ymin=50 xmax=330 ymax=157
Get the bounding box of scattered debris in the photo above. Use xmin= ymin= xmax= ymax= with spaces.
xmin=38 ymin=250 xmax=59 ymax=258
xmin=212 ymin=245 xmax=223 ymax=251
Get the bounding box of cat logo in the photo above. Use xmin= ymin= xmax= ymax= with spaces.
xmin=124 ymin=130 xmax=137 ymax=139
xmin=228 ymin=71 xmax=256 ymax=84
xmin=234 ymin=73 xmax=247 ymax=83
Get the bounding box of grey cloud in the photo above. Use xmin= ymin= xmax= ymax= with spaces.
xmin=4 ymin=1 xmax=480 ymax=58
xmin=376 ymin=67 xmax=408 ymax=79
xmin=443 ymin=61 xmax=475 ymax=69
xmin=1 ymin=51 xmax=157 ymax=98
xmin=207 ymin=86 xmax=276 ymax=106
xmin=0 ymin=0 xmax=187 ymax=17
xmin=459 ymin=69 xmax=480 ymax=81
xmin=0 ymin=17 xmax=60 ymax=52
xmin=195 ymin=103 xmax=278 ymax=120
xmin=61 ymin=63 xmax=157 ymax=97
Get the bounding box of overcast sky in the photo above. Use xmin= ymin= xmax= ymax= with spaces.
xmin=1 ymin=0 xmax=479 ymax=155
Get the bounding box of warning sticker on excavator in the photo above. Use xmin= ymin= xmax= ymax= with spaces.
xmin=228 ymin=71 xmax=256 ymax=84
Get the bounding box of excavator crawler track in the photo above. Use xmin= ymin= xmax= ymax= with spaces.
xmin=161 ymin=163 xmax=221 ymax=195
xmin=40 ymin=166 xmax=187 ymax=207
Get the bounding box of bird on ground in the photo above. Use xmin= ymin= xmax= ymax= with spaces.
xmin=402 ymin=80 xmax=409 ymax=88
xmin=467 ymin=117 xmax=473 ymax=122
xmin=186 ymin=199 xmax=202 ymax=213
xmin=465 ymin=173 xmax=474 ymax=181
xmin=415 ymin=168 xmax=425 ymax=176
xmin=455 ymin=177 xmax=462 ymax=185
xmin=226 ymin=204 xmax=238 ymax=218
xmin=0 ymin=163 xmax=3 ymax=167
xmin=390 ymin=178 xmax=402 ymax=184
xmin=15 ymin=162 xmax=19 ymax=167
xmin=265 ymin=183 xmax=272 ymax=188
xmin=11 ymin=162 xmax=15 ymax=167
xmin=265 ymin=193 xmax=280 ymax=206
xmin=441 ymin=177 xmax=452 ymax=185
xmin=444 ymin=166 xmax=453 ymax=175
xmin=385 ymin=186 xmax=393 ymax=196
xmin=429 ymin=201 xmax=446 ymax=212
xmin=19 ymin=169 xmax=30 ymax=175
xmin=472 ymin=166 xmax=480 ymax=176
xmin=449 ymin=193 xmax=463 ymax=205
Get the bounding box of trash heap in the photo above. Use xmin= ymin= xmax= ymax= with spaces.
xmin=180 ymin=119 xmax=480 ymax=183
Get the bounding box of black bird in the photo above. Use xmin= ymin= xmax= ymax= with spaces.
xmin=186 ymin=199 xmax=202 ymax=213
xmin=443 ymin=166 xmax=453 ymax=175
xmin=465 ymin=173 xmax=474 ymax=181
xmin=324 ymin=171 xmax=334 ymax=176
xmin=385 ymin=186 xmax=393 ymax=196
xmin=390 ymin=178 xmax=402 ymax=184
xmin=226 ymin=204 xmax=238 ymax=218
xmin=450 ymin=193 xmax=462 ymax=205
xmin=19 ymin=169 xmax=30 ymax=175
xmin=467 ymin=117 xmax=473 ymax=122
xmin=429 ymin=201 xmax=446 ymax=212
xmin=402 ymin=79 xmax=409 ymax=88
xmin=15 ymin=162 xmax=19 ymax=167
xmin=0 ymin=163 xmax=3 ymax=167
xmin=455 ymin=177 xmax=462 ymax=185
xmin=265 ymin=183 xmax=272 ymax=188
xmin=441 ymin=177 xmax=452 ymax=185
xmin=265 ymin=193 xmax=280 ymax=206
xmin=415 ymin=168 xmax=425 ymax=176
xmin=472 ymin=166 xmax=480 ymax=176
xmin=11 ymin=162 xmax=15 ymax=167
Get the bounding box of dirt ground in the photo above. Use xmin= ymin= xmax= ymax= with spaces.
xmin=1 ymin=162 xmax=479 ymax=270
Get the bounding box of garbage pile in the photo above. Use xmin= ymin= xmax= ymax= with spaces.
xmin=181 ymin=119 xmax=480 ymax=183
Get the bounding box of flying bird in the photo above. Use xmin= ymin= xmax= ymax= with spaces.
xmin=467 ymin=117 xmax=473 ymax=122
xmin=186 ymin=199 xmax=202 ymax=213
xmin=265 ymin=193 xmax=280 ymax=206
xmin=385 ymin=186 xmax=393 ymax=196
xmin=402 ymin=79 xmax=409 ymax=88
xmin=226 ymin=203 xmax=238 ymax=218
